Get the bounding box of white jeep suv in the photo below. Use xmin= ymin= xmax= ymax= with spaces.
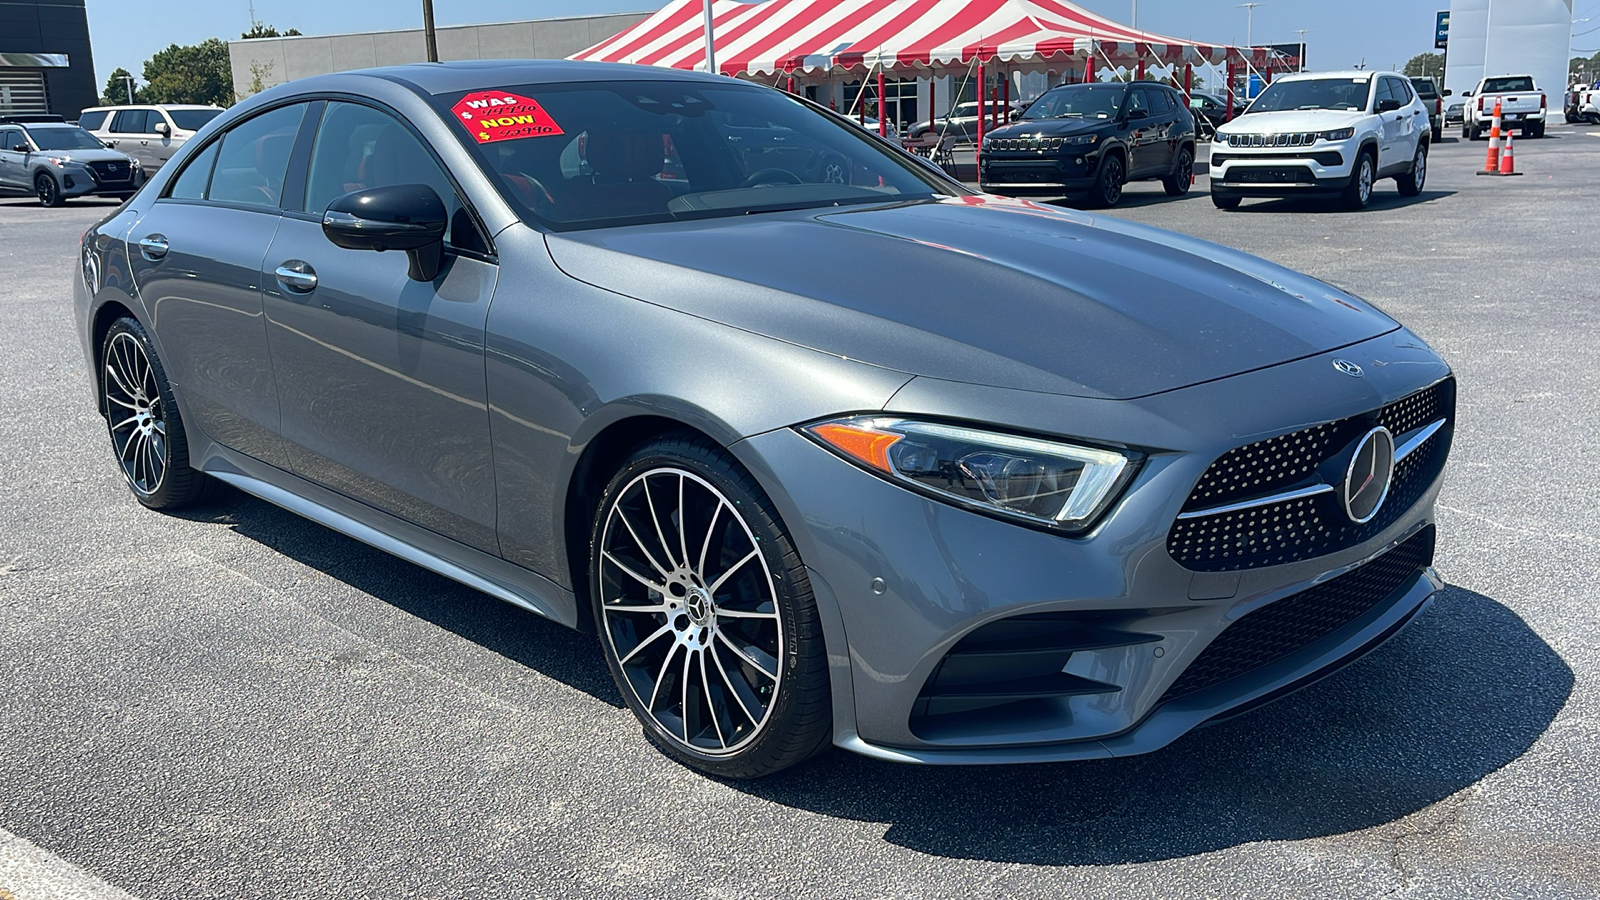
xmin=1210 ymin=71 xmax=1429 ymax=211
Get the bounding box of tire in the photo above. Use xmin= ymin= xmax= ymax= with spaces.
xmin=1162 ymin=146 xmax=1194 ymax=196
xmin=1432 ymin=126 xmax=1443 ymax=144
xmin=100 ymin=317 xmax=213 ymax=509
xmin=35 ymin=172 xmax=64 ymax=207
xmin=1084 ymin=152 xmax=1125 ymax=208
xmin=1461 ymin=125 xmax=1471 ymax=140
xmin=1531 ymin=121 xmax=1546 ymax=138
xmin=590 ymin=434 xmax=831 ymax=779
xmin=1211 ymin=193 xmax=1241 ymax=210
xmin=1468 ymin=125 xmax=1481 ymax=141
xmin=1340 ymin=151 xmax=1376 ymax=211
xmin=1397 ymin=142 xmax=1427 ymax=197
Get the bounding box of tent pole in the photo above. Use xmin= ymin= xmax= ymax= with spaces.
xmin=878 ymin=68 xmax=887 ymax=135
xmin=976 ymin=59 xmax=986 ymax=171
xmin=1184 ymin=62 xmax=1192 ymax=99
xmin=1001 ymin=69 xmax=1009 ymax=125
xmin=1136 ymin=44 xmax=1146 ymax=81
xmin=1225 ymin=55 xmax=1237 ymax=123
xmin=1086 ymin=53 xmax=1095 ymax=84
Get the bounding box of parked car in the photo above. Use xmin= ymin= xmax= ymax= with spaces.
xmin=78 ymin=104 xmax=224 ymax=172
xmin=1211 ymin=70 xmax=1430 ymax=211
xmin=76 ymin=61 xmax=1454 ymax=778
xmin=1409 ymin=76 xmax=1445 ymax=143
xmin=1444 ymin=96 xmax=1467 ymax=126
xmin=1187 ymin=90 xmax=1247 ymax=129
xmin=1461 ymin=75 xmax=1546 ymax=139
xmin=979 ymin=80 xmax=1198 ymax=207
xmin=0 ymin=114 xmax=140 ymax=206
xmin=849 ymin=115 xmax=900 ymax=141
xmin=1575 ymin=85 xmax=1600 ymax=124
xmin=905 ymin=99 xmax=1023 ymax=142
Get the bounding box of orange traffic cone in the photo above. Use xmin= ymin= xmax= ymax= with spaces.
xmin=1481 ymin=99 xmax=1503 ymax=173
xmin=1496 ymin=130 xmax=1522 ymax=176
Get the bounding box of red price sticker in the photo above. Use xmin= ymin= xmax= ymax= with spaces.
xmin=451 ymin=91 xmax=565 ymax=143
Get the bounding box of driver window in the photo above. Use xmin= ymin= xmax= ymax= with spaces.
xmin=1127 ymin=89 xmax=1151 ymax=116
xmin=1373 ymin=79 xmax=1394 ymax=110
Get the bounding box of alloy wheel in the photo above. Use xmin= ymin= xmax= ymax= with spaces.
xmin=1102 ymin=157 xmax=1124 ymax=205
xmin=598 ymin=468 xmax=784 ymax=756
xmin=1357 ymin=159 xmax=1373 ymax=205
xmin=104 ymin=331 xmax=168 ymax=495
xmin=36 ymin=174 xmax=58 ymax=207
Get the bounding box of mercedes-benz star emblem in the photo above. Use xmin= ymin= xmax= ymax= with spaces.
xmin=1333 ymin=359 xmax=1364 ymax=378
xmin=1343 ymin=427 xmax=1395 ymax=524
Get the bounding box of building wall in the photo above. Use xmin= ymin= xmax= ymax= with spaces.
xmin=1446 ymin=0 xmax=1572 ymax=99
xmin=0 ymin=0 xmax=96 ymax=118
xmin=227 ymin=13 xmax=651 ymax=99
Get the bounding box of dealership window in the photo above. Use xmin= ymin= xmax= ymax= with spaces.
xmin=0 ymin=70 xmax=49 ymax=115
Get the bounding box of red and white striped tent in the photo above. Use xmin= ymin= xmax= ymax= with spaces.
xmin=571 ymin=0 xmax=1262 ymax=78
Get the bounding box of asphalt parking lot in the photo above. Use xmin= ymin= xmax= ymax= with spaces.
xmin=1 ymin=126 xmax=1597 ymax=899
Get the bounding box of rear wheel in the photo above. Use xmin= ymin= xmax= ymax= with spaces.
xmin=1397 ymin=142 xmax=1427 ymax=197
xmin=591 ymin=435 xmax=831 ymax=779
xmin=1162 ymin=146 xmax=1194 ymax=196
xmin=1531 ymin=121 xmax=1546 ymax=138
xmin=1084 ymin=153 xmax=1125 ymax=208
xmin=35 ymin=172 xmax=63 ymax=207
xmin=100 ymin=317 xmax=212 ymax=509
xmin=1341 ymin=151 xmax=1376 ymax=210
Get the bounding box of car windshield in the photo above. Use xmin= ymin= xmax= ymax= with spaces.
xmin=1244 ymin=77 xmax=1371 ymax=113
xmin=1482 ymin=76 xmax=1536 ymax=93
xmin=438 ymin=81 xmax=951 ymax=231
xmin=1021 ymin=84 xmax=1124 ymax=120
xmin=168 ymin=109 xmax=222 ymax=131
xmin=26 ymin=125 xmax=106 ymax=150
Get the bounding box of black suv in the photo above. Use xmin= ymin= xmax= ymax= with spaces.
xmin=978 ymin=80 xmax=1198 ymax=207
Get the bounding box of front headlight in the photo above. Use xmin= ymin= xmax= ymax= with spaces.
xmin=802 ymin=416 xmax=1137 ymax=532
xmin=46 ymin=156 xmax=69 ymax=168
xmin=1062 ymin=133 xmax=1099 ymax=146
xmin=1320 ymin=128 xmax=1356 ymax=141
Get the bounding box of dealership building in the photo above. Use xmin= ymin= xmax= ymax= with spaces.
xmin=226 ymin=13 xmax=652 ymax=99
xmin=0 ymin=0 xmax=96 ymax=118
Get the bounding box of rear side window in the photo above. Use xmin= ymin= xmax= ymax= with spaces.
xmin=1149 ymin=89 xmax=1174 ymax=114
xmin=77 ymin=110 xmax=109 ymax=131
xmin=167 ymin=140 xmax=222 ymax=200
xmin=208 ymin=103 xmax=308 ymax=208
xmin=168 ymin=109 xmax=222 ymax=132
xmin=1387 ymin=77 xmax=1414 ymax=103
xmin=111 ymin=109 xmax=150 ymax=134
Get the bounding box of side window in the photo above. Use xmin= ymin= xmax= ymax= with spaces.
xmin=1373 ymin=79 xmax=1394 ymax=110
xmin=77 ymin=111 xmax=109 ymax=131
xmin=1390 ymin=77 xmax=1414 ymax=103
xmin=303 ymin=101 xmax=486 ymax=253
xmin=208 ymin=103 xmax=308 ymax=208
xmin=1 ymin=128 xmax=23 ymax=151
xmin=1126 ymin=88 xmax=1152 ymax=116
xmin=1149 ymin=89 xmax=1174 ymax=114
xmin=167 ymin=139 xmax=222 ymax=200
xmin=111 ymin=110 xmax=150 ymax=134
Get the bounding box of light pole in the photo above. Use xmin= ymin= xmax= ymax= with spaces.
xmin=1237 ymin=2 xmax=1261 ymax=48
xmin=1294 ymin=28 xmax=1309 ymax=71
xmin=1131 ymin=0 xmax=1137 ymax=29
xmin=702 ymin=0 xmax=717 ymax=74
xmin=422 ymin=0 xmax=438 ymax=63
xmin=123 ymin=73 xmax=135 ymax=103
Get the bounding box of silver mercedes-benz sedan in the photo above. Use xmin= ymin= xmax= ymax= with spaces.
xmin=74 ymin=61 xmax=1454 ymax=778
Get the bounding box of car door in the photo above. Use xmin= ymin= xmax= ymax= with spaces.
xmin=1374 ymin=78 xmax=1407 ymax=172
xmin=1122 ymin=87 xmax=1157 ymax=176
xmin=107 ymin=109 xmax=155 ymax=170
xmin=260 ymin=100 xmax=501 ymax=554
xmin=1390 ymin=76 xmax=1424 ymax=155
xmin=0 ymin=126 xmax=25 ymax=188
xmin=1147 ymin=88 xmax=1179 ymax=172
xmin=125 ymin=102 xmax=311 ymax=470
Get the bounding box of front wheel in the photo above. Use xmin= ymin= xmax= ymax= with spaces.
xmin=1084 ymin=153 xmax=1125 ymax=208
xmin=591 ymin=435 xmax=831 ymax=779
xmin=100 ymin=317 xmax=212 ymax=509
xmin=36 ymin=172 xmax=64 ymax=207
xmin=1397 ymin=143 xmax=1427 ymax=197
xmin=1341 ymin=152 xmax=1376 ymax=210
xmin=1162 ymin=146 xmax=1194 ymax=196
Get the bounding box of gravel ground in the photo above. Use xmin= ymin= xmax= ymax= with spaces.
xmin=0 ymin=125 xmax=1596 ymax=900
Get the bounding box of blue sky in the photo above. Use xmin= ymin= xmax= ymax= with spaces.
xmin=86 ymin=0 xmax=1594 ymax=90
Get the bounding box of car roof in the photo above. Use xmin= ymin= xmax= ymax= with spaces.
xmin=1275 ymin=70 xmax=1390 ymax=83
xmin=321 ymin=59 xmax=727 ymax=96
xmin=82 ymin=104 xmax=224 ymax=111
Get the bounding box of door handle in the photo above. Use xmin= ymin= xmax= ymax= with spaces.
xmin=136 ymin=234 xmax=168 ymax=260
xmin=274 ymin=261 xmax=318 ymax=294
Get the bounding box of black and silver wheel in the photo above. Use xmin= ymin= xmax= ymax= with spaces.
xmin=592 ymin=435 xmax=830 ymax=778
xmin=1084 ymin=152 xmax=1124 ymax=208
xmin=1397 ymin=142 xmax=1427 ymax=197
xmin=101 ymin=317 xmax=210 ymax=509
xmin=1162 ymin=146 xmax=1194 ymax=196
xmin=1341 ymin=152 xmax=1375 ymax=210
xmin=36 ymin=172 xmax=63 ymax=207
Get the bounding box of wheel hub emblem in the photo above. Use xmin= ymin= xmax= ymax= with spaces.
xmin=685 ymin=586 xmax=712 ymax=626
xmin=1343 ymin=427 xmax=1395 ymax=524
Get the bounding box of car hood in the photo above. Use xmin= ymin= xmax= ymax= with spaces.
xmin=990 ymin=119 xmax=1113 ymax=138
xmin=544 ymin=196 xmax=1399 ymax=400
xmin=44 ymin=148 xmax=132 ymax=165
xmin=1221 ymin=109 xmax=1367 ymax=134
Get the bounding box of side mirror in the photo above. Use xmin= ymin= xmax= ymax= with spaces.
xmin=1462 ymin=90 xmax=1473 ymax=97
xmin=11 ymin=144 xmax=28 ymax=153
xmin=322 ymin=183 xmax=448 ymax=282
xmin=1377 ymin=98 xmax=1403 ymax=112
xmin=1126 ymin=108 xmax=1148 ymax=120
xmin=154 ymin=122 xmax=170 ymax=136
xmin=102 ymin=140 xmax=114 ymax=148
xmin=1443 ymin=89 xmax=1454 ymax=97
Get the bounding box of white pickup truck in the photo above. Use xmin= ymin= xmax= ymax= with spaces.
xmin=1578 ymin=85 xmax=1600 ymax=124
xmin=1462 ymin=75 xmax=1547 ymax=139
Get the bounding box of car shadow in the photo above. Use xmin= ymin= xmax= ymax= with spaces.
xmin=1219 ymin=189 xmax=1457 ymax=214
xmin=726 ymin=585 xmax=1569 ymax=865
xmin=170 ymin=484 xmax=624 ymax=709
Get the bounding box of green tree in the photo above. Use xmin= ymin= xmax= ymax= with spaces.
xmin=1403 ymin=52 xmax=1444 ymax=81
xmin=241 ymin=22 xmax=302 ymax=39
xmin=140 ymin=38 xmax=233 ymax=107
xmin=1571 ymin=52 xmax=1600 ymax=85
xmin=99 ymin=67 xmax=141 ymax=106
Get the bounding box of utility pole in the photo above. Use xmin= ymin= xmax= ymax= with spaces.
xmin=702 ymin=0 xmax=716 ymax=74
xmin=123 ymin=73 xmax=135 ymax=103
xmin=422 ymin=0 xmax=439 ymax=63
xmin=1294 ymin=29 xmax=1309 ymax=72
xmin=1237 ymin=3 xmax=1261 ymax=48
xmin=1131 ymin=0 xmax=1137 ymax=29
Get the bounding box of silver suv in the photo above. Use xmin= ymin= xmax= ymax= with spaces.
xmin=0 ymin=115 xmax=141 ymax=206
xmin=77 ymin=105 xmax=223 ymax=172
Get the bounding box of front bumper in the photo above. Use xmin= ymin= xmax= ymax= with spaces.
xmin=1209 ymin=141 xmax=1357 ymax=194
xmin=58 ymin=164 xmax=140 ymax=198
xmin=737 ymin=330 xmax=1452 ymax=763
xmin=979 ymin=150 xmax=1101 ymax=195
